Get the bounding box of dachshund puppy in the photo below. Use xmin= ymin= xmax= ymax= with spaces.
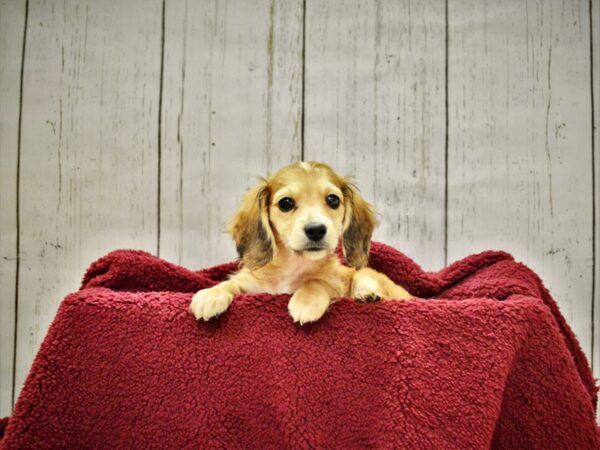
xmin=190 ymin=161 xmax=412 ymax=324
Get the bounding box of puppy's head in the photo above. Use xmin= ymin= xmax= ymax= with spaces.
xmin=229 ymin=162 xmax=377 ymax=269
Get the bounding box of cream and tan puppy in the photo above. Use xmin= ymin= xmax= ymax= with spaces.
xmin=190 ymin=162 xmax=412 ymax=324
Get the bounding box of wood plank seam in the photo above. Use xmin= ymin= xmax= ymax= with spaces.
xmin=157 ymin=0 xmax=166 ymax=257
xmin=444 ymin=0 xmax=449 ymax=267
xmin=589 ymin=0 xmax=596 ymax=373
xmin=301 ymin=0 xmax=306 ymax=162
xmin=12 ymin=0 xmax=29 ymax=410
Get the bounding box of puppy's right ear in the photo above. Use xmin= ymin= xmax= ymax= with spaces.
xmin=228 ymin=179 xmax=274 ymax=269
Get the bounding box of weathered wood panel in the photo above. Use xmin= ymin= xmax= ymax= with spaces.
xmin=15 ymin=0 xmax=162 ymax=397
xmin=303 ymin=0 xmax=447 ymax=271
xmin=0 ymin=0 xmax=26 ymax=417
xmin=593 ymin=0 xmax=599 ymax=378
xmin=159 ymin=0 xmax=303 ymax=268
xmin=447 ymin=0 xmax=594 ymax=358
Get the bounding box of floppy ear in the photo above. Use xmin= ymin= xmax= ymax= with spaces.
xmin=228 ymin=179 xmax=274 ymax=269
xmin=341 ymin=182 xmax=377 ymax=268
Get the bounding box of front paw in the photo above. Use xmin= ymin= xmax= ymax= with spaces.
xmin=189 ymin=287 xmax=234 ymax=321
xmin=288 ymin=292 xmax=330 ymax=325
xmin=351 ymin=273 xmax=384 ymax=303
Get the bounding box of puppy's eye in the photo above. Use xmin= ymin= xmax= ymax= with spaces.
xmin=278 ymin=197 xmax=295 ymax=212
xmin=326 ymin=194 xmax=340 ymax=209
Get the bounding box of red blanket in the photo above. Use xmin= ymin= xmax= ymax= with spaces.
xmin=1 ymin=243 xmax=598 ymax=449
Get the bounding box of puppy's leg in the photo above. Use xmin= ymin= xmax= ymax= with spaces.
xmin=288 ymin=280 xmax=331 ymax=325
xmin=351 ymin=268 xmax=412 ymax=302
xmin=190 ymin=270 xmax=259 ymax=321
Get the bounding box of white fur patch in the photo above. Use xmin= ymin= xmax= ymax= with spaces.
xmin=265 ymin=255 xmax=318 ymax=294
xmin=302 ymin=249 xmax=328 ymax=261
xmin=189 ymin=287 xmax=233 ymax=321
xmin=352 ymin=274 xmax=380 ymax=297
xmin=288 ymin=292 xmax=329 ymax=324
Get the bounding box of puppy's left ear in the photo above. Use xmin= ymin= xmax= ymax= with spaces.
xmin=228 ymin=179 xmax=275 ymax=269
xmin=341 ymin=182 xmax=377 ymax=268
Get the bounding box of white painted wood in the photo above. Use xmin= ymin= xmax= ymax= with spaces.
xmin=15 ymin=0 xmax=162 ymax=399
xmin=447 ymin=0 xmax=594 ymax=359
xmin=159 ymin=0 xmax=303 ymax=268
xmin=0 ymin=0 xmax=26 ymax=417
xmin=303 ymin=0 xmax=447 ymax=271
xmin=593 ymin=0 xmax=599 ymax=379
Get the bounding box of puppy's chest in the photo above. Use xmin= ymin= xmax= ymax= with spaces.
xmin=258 ymin=260 xmax=350 ymax=296
xmin=262 ymin=261 xmax=324 ymax=294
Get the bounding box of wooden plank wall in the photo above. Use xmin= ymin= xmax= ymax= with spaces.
xmin=304 ymin=0 xmax=447 ymax=270
xmin=0 ymin=0 xmax=597 ymax=416
xmin=160 ymin=0 xmax=303 ymax=268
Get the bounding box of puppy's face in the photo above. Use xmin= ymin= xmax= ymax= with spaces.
xmin=268 ymin=164 xmax=346 ymax=261
xmin=229 ymin=162 xmax=377 ymax=269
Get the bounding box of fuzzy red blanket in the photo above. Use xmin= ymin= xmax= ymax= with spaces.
xmin=1 ymin=243 xmax=598 ymax=449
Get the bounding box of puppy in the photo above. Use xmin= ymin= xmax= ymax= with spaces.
xmin=190 ymin=161 xmax=412 ymax=324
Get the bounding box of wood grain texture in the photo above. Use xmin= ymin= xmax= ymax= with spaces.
xmin=303 ymin=0 xmax=447 ymax=271
xmin=0 ymin=0 xmax=26 ymax=417
xmin=593 ymin=0 xmax=599 ymax=378
xmin=159 ymin=0 xmax=303 ymax=268
xmin=447 ymin=0 xmax=594 ymax=358
xmin=15 ymin=0 xmax=162 ymax=396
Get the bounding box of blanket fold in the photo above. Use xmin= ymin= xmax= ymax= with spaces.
xmin=1 ymin=242 xmax=598 ymax=449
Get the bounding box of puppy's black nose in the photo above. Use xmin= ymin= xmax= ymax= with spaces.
xmin=304 ymin=223 xmax=327 ymax=242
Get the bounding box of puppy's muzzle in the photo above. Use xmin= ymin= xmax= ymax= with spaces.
xmin=304 ymin=222 xmax=327 ymax=243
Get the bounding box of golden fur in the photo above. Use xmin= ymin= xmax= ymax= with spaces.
xmin=190 ymin=161 xmax=412 ymax=324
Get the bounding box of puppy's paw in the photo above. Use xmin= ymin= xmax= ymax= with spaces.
xmin=352 ymin=269 xmax=413 ymax=301
xmin=189 ymin=287 xmax=234 ymax=321
xmin=351 ymin=272 xmax=385 ymax=302
xmin=288 ymin=293 xmax=330 ymax=325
